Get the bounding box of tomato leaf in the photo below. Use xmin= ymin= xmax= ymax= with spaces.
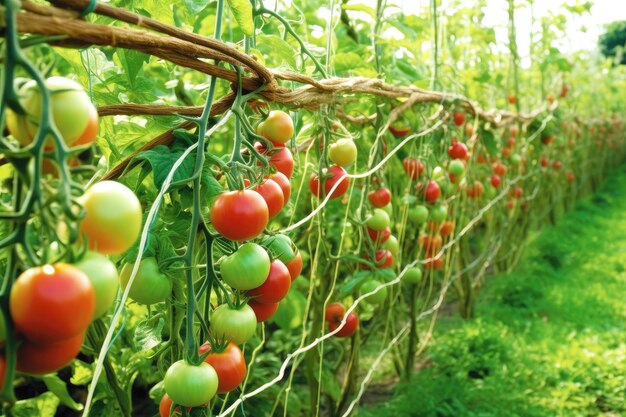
xmin=336 ymin=270 xmax=374 ymax=298
xmin=185 ymin=0 xmax=210 ymax=14
xmin=480 ymin=128 xmax=497 ymax=156
xmin=226 ymin=0 xmax=254 ymax=36
xmin=41 ymin=375 xmax=83 ymax=411
xmin=272 ymin=290 xmax=307 ymax=330
xmin=11 ymin=392 xmax=59 ymax=417
xmin=134 ymin=314 xmax=165 ymax=351
xmin=70 ymin=359 xmax=94 ymax=386
xmin=115 ymin=49 xmax=150 ymax=86
xmin=256 ymin=34 xmax=298 ymax=69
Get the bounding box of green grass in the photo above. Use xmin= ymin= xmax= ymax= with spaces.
xmin=358 ymin=167 xmax=626 ymax=417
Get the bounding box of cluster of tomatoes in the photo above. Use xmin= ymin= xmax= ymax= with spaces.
xmin=309 ymin=135 xmax=356 ymax=199
xmin=158 ymin=110 xmax=303 ymax=414
xmin=2 ymin=77 xmax=146 ymax=380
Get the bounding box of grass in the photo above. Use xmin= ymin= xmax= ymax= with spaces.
xmin=357 ymin=166 xmax=626 ymax=417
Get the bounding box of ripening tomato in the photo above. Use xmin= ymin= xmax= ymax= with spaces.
xmin=328 ymin=138 xmax=358 ymax=167
xmin=424 ymin=181 xmax=441 ymax=203
xmin=374 ymin=249 xmax=393 ymax=268
xmin=119 ymin=257 xmax=172 ymax=305
xmin=164 ymin=361 xmax=218 ymax=407
xmin=328 ymin=311 xmax=358 ymax=338
xmin=502 ymin=147 xmax=512 ymax=158
xmin=309 ymin=165 xmax=350 ymax=199
xmin=211 ymin=190 xmax=268 ymax=241
xmin=440 ymin=221 xmax=454 ymax=237
xmin=253 ymin=179 xmax=284 ymax=219
xmin=367 ymin=226 xmax=391 ymax=244
xmin=368 ymin=187 xmax=391 ymax=208
xmin=7 ymin=76 xmax=98 ymax=147
xmin=74 ymin=252 xmax=120 ymax=318
xmin=79 ymin=181 xmax=143 ymax=255
xmin=465 ymin=123 xmax=474 ymax=137
xmin=510 ymin=125 xmax=519 ymax=137
xmin=269 ymin=171 xmax=291 ymax=204
xmin=506 ymin=137 xmax=516 ymax=147
xmin=257 ymin=110 xmax=294 ymax=146
xmin=211 ymin=304 xmax=257 ymax=345
xmin=10 ymin=264 xmax=94 ymax=343
xmin=248 ymin=299 xmax=279 ymax=322
xmin=17 ymin=332 xmax=84 ymax=375
xmin=508 ymin=94 xmax=516 ymax=104
xmin=448 ymin=141 xmax=468 ymax=160
xmin=490 ymin=175 xmax=501 ymax=188
xmin=248 ymin=260 xmax=291 ymax=304
xmin=285 ymin=251 xmax=303 ymax=280
xmin=221 ymin=243 xmax=270 ymax=291
xmin=559 ymin=83 xmax=570 ymax=98
xmin=200 ymin=342 xmax=247 ymax=394
xmin=453 ymin=111 xmax=466 ymax=127
xmin=403 ymin=158 xmax=424 ymax=180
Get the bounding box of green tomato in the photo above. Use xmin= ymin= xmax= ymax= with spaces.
xmin=328 ymin=138 xmax=358 ymax=167
xmin=263 ymin=234 xmax=296 ymax=264
xmin=164 ymin=360 xmax=218 ymax=407
xmin=485 ymin=185 xmax=497 ymax=199
xmin=432 ymin=166 xmax=445 ymax=182
xmin=381 ymin=202 xmax=394 ymax=217
xmin=408 ymin=205 xmax=429 ymax=224
xmin=75 ymin=251 xmax=120 ymax=318
xmin=221 ymin=243 xmax=270 ymax=291
xmin=366 ymin=208 xmax=390 ymax=231
xmin=404 ymin=267 xmax=422 ymax=285
xmin=510 ymin=154 xmax=522 ymax=165
xmin=382 ymin=235 xmax=400 ymax=256
xmin=211 ymin=304 xmax=257 ymax=345
xmin=430 ymin=205 xmax=448 ymax=223
xmin=448 ymin=160 xmax=465 ymax=177
xmin=119 ymin=258 xmax=171 ymax=305
xmin=360 ymin=280 xmax=387 ymax=305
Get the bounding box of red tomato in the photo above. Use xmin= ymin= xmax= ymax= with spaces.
xmin=552 ymin=161 xmax=562 ymax=170
xmin=425 ymin=181 xmax=441 ymax=203
xmin=309 ymin=166 xmax=350 ymax=200
xmin=374 ymin=249 xmax=393 ymax=268
xmin=285 ymin=251 xmax=303 ymax=281
xmin=325 ymin=303 xmax=346 ymax=322
xmin=328 ymin=312 xmax=358 ymax=338
xmin=253 ymin=179 xmax=284 ymax=219
xmin=10 ymin=264 xmax=95 ymax=343
xmin=367 ymin=226 xmax=391 ymax=244
xmin=247 ymin=260 xmax=291 ymax=304
xmin=502 ymin=147 xmax=512 ymax=158
xmin=508 ymin=94 xmax=516 ymax=104
xmin=465 ymin=123 xmax=474 ymax=137
xmin=440 ymin=221 xmax=454 ymax=237
xmin=269 ymin=147 xmax=294 ymax=178
xmin=211 ymin=190 xmax=268 ymax=241
xmin=492 ymin=162 xmax=507 ymax=176
xmin=566 ymin=171 xmax=576 ymax=182
xmin=540 ymin=156 xmax=549 ymax=167
xmin=269 ymin=172 xmax=291 ymax=204
xmin=418 ymin=234 xmax=442 ymax=252
xmin=542 ymin=135 xmax=554 ymax=145
xmin=402 ymin=158 xmax=424 ymax=180
xmin=512 ymin=187 xmax=523 ymax=199
xmin=506 ymin=200 xmax=516 ymax=210
xmin=17 ymin=332 xmax=84 ymax=375
xmin=388 ymin=125 xmax=411 ymax=137
xmin=425 ymin=255 xmax=444 ymax=270
xmin=453 ymin=111 xmax=466 ymax=126
xmin=448 ymin=142 xmax=468 ymax=160
xmin=159 ymin=394 xmax=192 ymax=417
xmin=368 ymin=187 xmax=392 ymax=208
xmin=200 ymin=342 xmax=247 ymax=394
xmin=490 ymin=175 xmax=501 ymax=188
xmin=248 ymin=299 xmax=279 ymax=322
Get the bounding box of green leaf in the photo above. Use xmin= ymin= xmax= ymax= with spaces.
xmin=337 ymin=270 xmax=374 ymax=298
xmin=132 ymin=136 xmax=196 ymax=190
xmin=341 ymin=3 xmax=377 ymax=19
xmin=185 ymin=0 xmax=210 ymax=14
xmin=71 ymin=360 xmax=94 ymax=386
xmin=116 ymin=49 xmax=150 ymax=86
xmin=226 ymin=0 xmax=254 ymax=36
xmin=256 ymin=34 xmax=298 ymax=68
xmin=334 ymin=52 xmax=367 ymax=72
xmin=480 ymin=129 xmax=497 ymax=156
xmin=12 ymin=392 xmax=59 ymax=417
xmin=41 ymin=375 xmax=84 ymax=411
xmin=134 ymin=314 xmax=165 ymax=351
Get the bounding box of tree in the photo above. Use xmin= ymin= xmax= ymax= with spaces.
xmin=599 ymin=21 xmax=626 ymax=65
